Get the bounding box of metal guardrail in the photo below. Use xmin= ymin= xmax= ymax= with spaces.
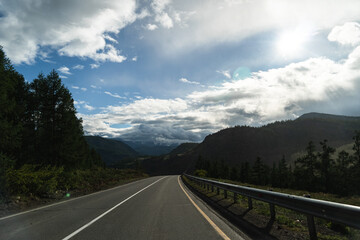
xmin=183 ymin=174 xmax=360 ymax=240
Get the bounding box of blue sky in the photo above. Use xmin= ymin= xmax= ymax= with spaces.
xmin=1 ymin=0 xmax=360 ymax=145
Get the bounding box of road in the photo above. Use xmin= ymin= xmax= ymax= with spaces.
xmin=0 ymin=175 xmax=245 ymax=240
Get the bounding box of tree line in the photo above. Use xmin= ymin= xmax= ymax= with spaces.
xmin=194 ymin=132 xmax=360 ymax=196
xmin=0 ymin=47 xmax=104 ymax=198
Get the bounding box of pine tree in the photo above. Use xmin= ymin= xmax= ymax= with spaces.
xmin=0 ymin=47 xmax=27 ymax=197
xmin=230 ymin=166 xmax=239 ymax=181
xmin=353 ymin=131 xmax=360 ymax=165
xmin=352 ymin=131 xmax=360 ymax=193
xmin=278 ymin=155 xmax=290 ymax=188
xmin=334 ymin=150 xmax=352 ymax=195
xmin=318 ymin=140 xmax=335 ymax=192
xmin=239 ymin=161 xmax=250 ymax=182
xmin=0 ymin=47 xmax=26 ymax=159
xmin=294 ymin=141 xmax=318 ymax=191
xmin=28 ymin=70 xmax=103 ymax=169
xmin=251 ymin=157 xmax=268 ymax=185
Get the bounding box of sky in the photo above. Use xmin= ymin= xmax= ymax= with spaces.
xmin=1 ymin=0 xmax=360 ymax=145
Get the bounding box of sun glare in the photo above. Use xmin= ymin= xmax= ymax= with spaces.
xmin=277 ymin=29 xmax=310 ymax=58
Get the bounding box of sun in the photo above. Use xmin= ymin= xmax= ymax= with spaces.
xmin=277 ymin=29 xmax=310 ymax=58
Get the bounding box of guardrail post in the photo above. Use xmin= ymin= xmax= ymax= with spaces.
xmin=233 ymin=193 xmax=237 ymax=203
xmin=207 ymin=184 xmax=209 ymax=191
xmin=307 ymin=215 xmax=317 ymax=240
xmin=248 ymin=197 xmax=253 ymax=210
xmin=269 ymin=203 xmax=275 ymax=220
xmin=224 ymin=190 xmax=228 ymax=199
xmin=211 ymin=185 xmax=214 ymax=192
xmin=217 ymin=187 xmax=220 ymax=195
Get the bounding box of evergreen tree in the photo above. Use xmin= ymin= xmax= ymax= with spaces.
xmin=219 ymin=159 xmax=229 ymax=179
xmin=251 ymin=157 xmax=268 ymax=185
xmin=353 ymin=131 xmax=360 ymax=165
xmin=0 ymin=47 xmax=26 ymax=197
xmin=239 ymin=161 xmax=250 ymax=182
xmin=230 ymin=166 xmax=239 ymax=181
xmin=317 ymin=140 xmax=335 ymax=192
xmin=294 ymin=141 xmax=318 ymax=191
xmin=334 ymin=150 xmax=353 ymax=195
xmin=278 ymin=155 xmax=290 ymax=188
xmin=28 ymin=70 xmax=103 ymax=169
xmin=0 ymin=47 xmax=26 ymax=159
xmin=209 ymin=160 xmax=219 ymax=178
xmin=352 ymin=131 xmax=360 ymax=193
xmin=270 ymin=162 xmax=279 ymax=187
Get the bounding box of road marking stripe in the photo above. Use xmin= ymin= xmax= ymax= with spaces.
xmin=0 ymin=177 xmax=151 ymax=221
xmin=178 ymin=176 xmax=230 ymax=240
xmin=62 ymin=176 xmax=166 ymax=240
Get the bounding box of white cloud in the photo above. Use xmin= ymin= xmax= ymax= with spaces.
xmin=151 ymin=0 xmax=174 ymax=29
xmin=179 ymin=77 xmax=199 ymax=85
xmin=74 ymin=100 xmax=95 ymax=111
xmin=132 ymin=56 xmax=138 ymax=61
xmin=216 ymin=70 xmax=231 ymax=79
xmin=58 ymin=66 xmax=71 ymax=75
xmin=60 ymin=75 xmax=68 ymax=79
xmin=104 ymin=91 xmax=126 ymax=99
xmin=90 ymin=85 xmax=98 ymax=89
xmin=145 ymin=24 xmax=158 ymax=31
xmin=81 ymin=87 xmax=87 ymax=92
xmin=90 ymin=63 xmax=100 ymax=69
xmin=328 ymin=22 xmax=360 ymax=46
xmin=73 ymin=64 xmax=84 ymax=70
xmin=72 ymin=86 xmax=80 ymax=89
xmin=84 ymin=104 xmax=95 ymax=111
xmin=0 ymin=0 xmax=138 ymax=64
xmin=155 ymin=12 xmax=174 ymax=29
xmin=104 ymin=34 xmax=118 ymax=43
xmin=147 ymin=0 xmax=360 ymax=55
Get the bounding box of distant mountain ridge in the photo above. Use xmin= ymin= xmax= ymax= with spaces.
xmin=85 ymin=136 xmax=138 ymax=167
xmin=298 ymin=112 xmax=360 ymax=121
xmin=141 ymin=112 xmax=360 ymax=175
xmin=119 ymin=140 xmax=178 ymax=156
xmin=168 ymin=143 xmax=198 ymax=156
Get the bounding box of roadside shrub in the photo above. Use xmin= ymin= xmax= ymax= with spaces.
xmin=0 ymin=153 xmax=15 ymax=199
xmin=194 ymin=169 xmax=208 ymax=177
xmin=5 ymin=164 xmax=63 ymax=197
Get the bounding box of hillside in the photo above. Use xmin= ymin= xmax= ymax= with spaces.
xmin=142 ymin=112 xmax=360 ymax=175
xmin=168 ymin=143 xmax=199 ymax=156
xmin=141 ymin=142 xmax=199 ymax=175
xmin=85 ymin=136 xmax=138 ymax=167
xmin=194 ymin=112 xmax=360 ymax=165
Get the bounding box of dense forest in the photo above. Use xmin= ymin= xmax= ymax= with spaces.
xmin=189 ymin=113 xmax=360 ymax=166
xmin=0 ymin=47 xmax=144 ymax=200
xmin=194 ymin=133 xmax=360 ymax=196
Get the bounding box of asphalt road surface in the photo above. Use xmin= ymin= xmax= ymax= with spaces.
xmin=0 ymin=175 xmax=246 ymax=240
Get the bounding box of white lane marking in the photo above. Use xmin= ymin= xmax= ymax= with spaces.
xmin=62 ymin=176 xmax=167 ymax=240
xmin=0 ymin=177 xmax=152 ymax=221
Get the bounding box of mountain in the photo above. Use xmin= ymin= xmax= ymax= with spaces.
xmin=141 ymin=142 xmax=199 ymax=175
xmin=85 ymin=136 xmax=138 ymax=167
xmin=142 ymin=112 xmax=360 ymax=175
xmin=120 ymin=140 xmax=178 ymax=156
xmin=168 ymin=143 xmax=199 ymax=156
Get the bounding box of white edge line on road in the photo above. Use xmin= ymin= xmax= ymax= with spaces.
xmin=178 ymin=176 xmax=231 ymax=240
xmin=0 ymin=177 xmax=154 ymax=221
xmin=62 ymin=176 xmax=166 ymax=240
